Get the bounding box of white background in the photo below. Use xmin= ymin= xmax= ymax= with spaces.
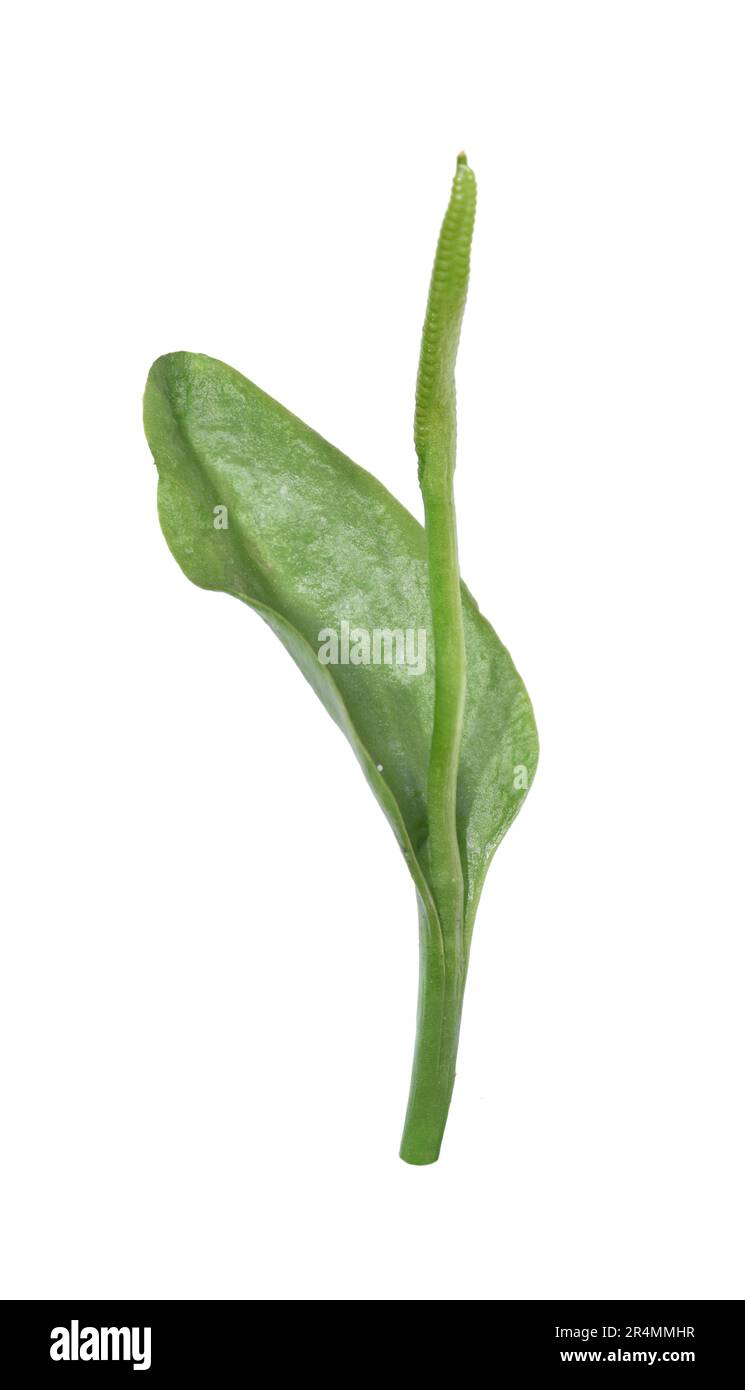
xmin=2 ymin=1 xmax=743 ymax=1301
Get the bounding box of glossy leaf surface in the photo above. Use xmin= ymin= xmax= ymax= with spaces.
xmin=144 ymin=350 xmax=538 ymax=939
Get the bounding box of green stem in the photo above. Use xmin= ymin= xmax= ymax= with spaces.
xmin=400 ymin=155 xmax=476 ymax=1165
xmin=399 ymin=484 xmax=466 ymax=1166
xmin=422 ymin=482 xmax=466 ymax=940
xmin=400 ymin=895 xmax=466 ymax=1164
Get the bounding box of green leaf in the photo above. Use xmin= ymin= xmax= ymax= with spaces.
xmin=144 ymin=350 xmax=538 ymax=941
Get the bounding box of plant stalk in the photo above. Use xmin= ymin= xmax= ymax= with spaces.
xmin=400 ymin=895 xmax=466 ymax=1164
xmin=400 ymin=154 xmax=476 ymax=1164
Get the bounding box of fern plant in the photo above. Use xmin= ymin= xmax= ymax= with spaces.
xmin=144 ymin=155 xmax=538 ymax=1163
